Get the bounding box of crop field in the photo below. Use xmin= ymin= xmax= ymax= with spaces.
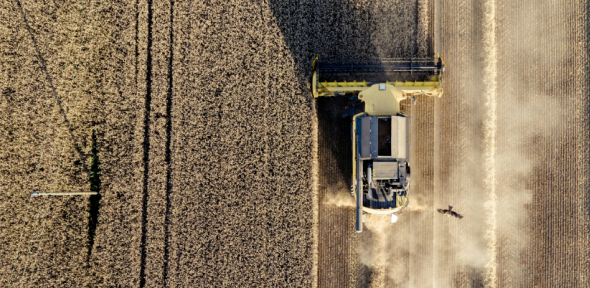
xmin=0 ymin=0 xmax=589 ymax=287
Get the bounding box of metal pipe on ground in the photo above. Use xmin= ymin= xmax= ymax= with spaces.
xmin=356 ymin=153 xmax=363 ymax=233
xmin=30 ymin=191 xmax=98 ymax=197
xmin=367 ymin=165 xmax=373 ymax=200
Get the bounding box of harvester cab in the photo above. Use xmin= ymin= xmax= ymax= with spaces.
xmin=312 ymin=55 xmax=444 ymax=232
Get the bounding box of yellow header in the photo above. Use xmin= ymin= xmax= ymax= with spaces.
xmin=311 ymin=55 xmax=444 ymax=98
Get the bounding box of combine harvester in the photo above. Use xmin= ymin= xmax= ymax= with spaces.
xmin=312 ymin=56 xmax=444 ymax=232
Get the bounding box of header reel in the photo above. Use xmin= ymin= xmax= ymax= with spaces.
xmin=312 ymin=56 xmax=444 ymax=98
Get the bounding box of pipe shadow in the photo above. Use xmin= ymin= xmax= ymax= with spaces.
xmin=87 ymin=129 xmax=101 ymax=263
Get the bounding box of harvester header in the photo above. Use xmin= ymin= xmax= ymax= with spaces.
xmin=312 ymin=56 xmax=444 ymax=98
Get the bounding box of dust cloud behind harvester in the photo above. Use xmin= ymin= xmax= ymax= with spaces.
xmin=309 ymin=0 xmax=590 ymax=287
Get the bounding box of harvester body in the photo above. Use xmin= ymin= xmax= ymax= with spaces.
xmin=312 ymin=56 xmax=444 ymax=232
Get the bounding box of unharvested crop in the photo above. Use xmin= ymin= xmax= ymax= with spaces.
xmin=2 ymin=0 xmax=316 ymax=286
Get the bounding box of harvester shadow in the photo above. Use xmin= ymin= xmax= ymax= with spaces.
xmin=268 ymin=0 xmax=383 ymax=190
xmin=268 ymin=0 xmax=427 ymax=185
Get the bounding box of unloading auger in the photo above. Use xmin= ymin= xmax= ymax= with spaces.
xmin=312 ymin=55 xmax=444 ymax=232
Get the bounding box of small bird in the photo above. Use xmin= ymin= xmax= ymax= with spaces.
xmin=437 ymin=205 xmax=463 ymax=219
